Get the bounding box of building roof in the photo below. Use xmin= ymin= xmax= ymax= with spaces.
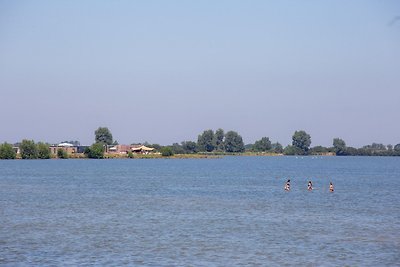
xmin=131 ymin=145 xmax=154 ymax=151
xmin=58 ymin=143 xmax=74 ymax=147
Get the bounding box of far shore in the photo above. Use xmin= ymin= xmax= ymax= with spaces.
xmin=4 ymin=152 xmax=340 ymax=160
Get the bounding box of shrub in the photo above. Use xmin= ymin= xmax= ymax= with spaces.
xmin=57 ymin=149 xmax=68 ymax=159
xmin=160 ymin=147 xmax=174 ymax=157
xmin=37 ymin=142 xmax=51 ymax=159
xmin=85 ymin=143 xmax=105 ymax=159
xmin=0 ymin=143 xmax=16 ymax=159
xmin=20 ymin=139 xmax=38 ymax=159
xmin=283 ymin=145 xmax=304 ymax=155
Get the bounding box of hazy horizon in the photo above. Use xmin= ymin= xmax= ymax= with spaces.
xmin=1 ymin=1 xmax=399 ymax=147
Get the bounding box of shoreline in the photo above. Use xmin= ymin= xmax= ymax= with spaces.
xmin=2 ymin=152 xmax=340 ymax=160
xmin=3 ymin=151 xmax=400 ymax=160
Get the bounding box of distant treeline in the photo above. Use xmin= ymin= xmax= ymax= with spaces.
xmin=1 ymin=127 xmax=399 ymax=159
xmin=151 ymin=129 xmax=400 ymax=157
xmin=0 ymin=140 xmax=53 ymax=160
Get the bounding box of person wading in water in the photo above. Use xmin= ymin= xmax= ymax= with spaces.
xmin=284 ymin=179 xmax=291 ymax=191
xmin=308 ymin=181 xmax=313 ymax=191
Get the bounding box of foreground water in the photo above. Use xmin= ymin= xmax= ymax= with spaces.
xmin=0 ymin=156 xmax=399 ymax=266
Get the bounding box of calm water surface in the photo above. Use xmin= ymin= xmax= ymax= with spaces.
xmin=1 ymin=156 xmax=399 ymax=266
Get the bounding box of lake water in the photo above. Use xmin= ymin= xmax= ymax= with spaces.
xmin=0 ymin=156 xmax=399 ymax=266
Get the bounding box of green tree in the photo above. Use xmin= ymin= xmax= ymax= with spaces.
xmin=345 ymin=147 xmax=358 ymax=156
xmin=224 ymin=131 xmax=245 ymax=152
xmin=271 ymin=142 xmax=283 ymax=153
xmin=181 ymin=141 xmax=198 ymax=154
xmin=371 ymin=143 xmax=386 ymax=150
xmin=197 ymin=129 xmax=215 ymax=152
xmin=253 ymin=137 xmax=272 ymax=152
xmin=292 ymin=130 xmax=311 ymax=155
xmin=0 ymin=143 xmax=16 ymax=159
xmin=361 ymin=143 xmax=388 ymax=156
xmin=394 ymin=144 xmax=400 ymax=155
xmin=85 ymin=143 xmax=105 ymax=159
xmin=160 ymin=146 xmax=174 ymax=157
xmin=358 ymin=147 xmax=372 ymax=156
xmin=37 ymin=142 xmax=51 ymax=159
xmin=95 ymin=127 xmax=113 ymax=145
xmin=20 ymin=139 xmax=38 ymax=159
xmin=57 ymin=149 xmax=68 ymax=159
xmin=171 ymin=143 xmax=185 ymax=154
xmin=283 ymin=145 xmax=303 ymax=155
xmin=214 ymin=128 xmax=225 ymax=151
xmin=333 ymin=138 xmax=347 ymax=156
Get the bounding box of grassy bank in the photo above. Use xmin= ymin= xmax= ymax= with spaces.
xmin=103 ymin=153 xmax=222 ymax=159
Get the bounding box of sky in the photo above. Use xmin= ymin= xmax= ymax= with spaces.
xmin=1 ymin=0 xmax=399 ymax=147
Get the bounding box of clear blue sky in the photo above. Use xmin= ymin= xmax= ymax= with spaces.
xmin=1 ymin=0 xmax=399 ymax=146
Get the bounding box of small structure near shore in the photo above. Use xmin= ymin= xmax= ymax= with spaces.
xmin=131 ymin=145 xmax=154 ymax=154
xmin=107 ymin=144 xmax=132 ymax=154
xmin=49 ymin=143 xmax=89 ymax=156
xmin=49 ymin=143 xmax=77 ymax=155
xmin=106 ymin=144 xmax=155 ymax=155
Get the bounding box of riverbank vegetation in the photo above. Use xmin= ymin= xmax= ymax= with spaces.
xmin=0 ymin=143 xmax=16 ymax=159
xmin=1 ymin=127 xmax=399 ymax=159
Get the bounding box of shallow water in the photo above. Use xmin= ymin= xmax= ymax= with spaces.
xmin=1 ymin=156 xmax=399 ymax=266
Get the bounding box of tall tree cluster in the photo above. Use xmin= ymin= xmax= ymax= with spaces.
xmin=95 ymin=127 xmax=114 ymax=145
xmin=197 ymin=129 xmax=245 ymax=153
xmin=18 ymin=140 xmax=51 ymax=159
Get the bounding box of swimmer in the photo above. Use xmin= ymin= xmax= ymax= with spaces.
xmin=284 ymin=179 xmax=290 ymax=191
xmin=307 ymin=180 xmax=313 ymax=191
xmin=329 ymin=182 xmax=334 ymax=192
